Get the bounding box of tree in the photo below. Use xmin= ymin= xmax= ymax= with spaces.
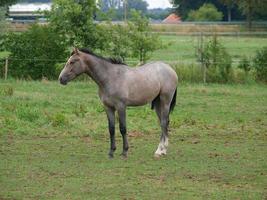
xmin=98 ymin=0 xmax=122 ymax=12
xmin=48 ymin=0 xmax=97 ymax=47
xmin=200 ymin=34 xmax=233 ymax=83
xmin=220 ymin=0 xmax=236 ymax=21
xmin=128 ymin=0 xmax=148 ymax=14
xmin=172 ymin=0 xmax=207 ymax=19
xmin=238 ymin=0 xmax=267 ymax=29
xmin=3 ymin=24 xmax=68 ymax=79
xmin=187 ymin=3 xmax=223 ymax=21
xmin=0 ymin=0 xmax=18 ymax=7
xmin=128 ymin=10 xmax=161 ymax=63
xmin=0 ymin=7 xmax=6 ymax=36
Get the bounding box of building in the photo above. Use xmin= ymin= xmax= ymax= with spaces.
xmin=162 ymin=13 xmax=181 ymax=24
xmin=8 ymin=3 xmax=51 ymax=21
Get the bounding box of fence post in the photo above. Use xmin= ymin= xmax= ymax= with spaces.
xmin=4 ymin=57 xmax=8 ymax=80
xmin=199 ymin=32 xmax=206 ymax=84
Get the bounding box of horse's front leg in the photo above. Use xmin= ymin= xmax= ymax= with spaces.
xmin=118 ymin=107 xmax=129 ymax=158
xmin=105 ymin=106 xmax=116 ymax=158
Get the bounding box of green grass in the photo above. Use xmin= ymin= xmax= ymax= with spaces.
xmin=0 ymin=51 xmax=10 ymax=59
xmin=0 ymin=80 xmax=266 ymax=199
xmin=146 ymin=35 xmax=267 ymax=64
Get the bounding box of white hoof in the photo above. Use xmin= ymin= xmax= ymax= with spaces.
xmin=154 ymin=146 xmax=167 ymax=157
xmin=154 ymin=137 xmax=168 ymax=157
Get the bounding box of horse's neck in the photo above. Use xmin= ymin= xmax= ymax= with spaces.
xmin=84 ymin=55 xmax=114 ymax=88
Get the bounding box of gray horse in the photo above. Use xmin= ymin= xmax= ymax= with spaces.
xmin=59 ymin=48 xmax=178 ymax=158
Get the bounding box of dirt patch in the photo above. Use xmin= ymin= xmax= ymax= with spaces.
xmin=128 ymin=131 xmax=143 ymax=138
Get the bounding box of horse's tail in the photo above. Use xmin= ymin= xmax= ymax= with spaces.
xmin=169 ymin=88 xmax=177 ymax=113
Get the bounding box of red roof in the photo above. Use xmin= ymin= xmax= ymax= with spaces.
xmin=163 ymin=13 xmax=181 ymax=24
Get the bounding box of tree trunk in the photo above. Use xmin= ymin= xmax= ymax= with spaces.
xmin=227 ymin=6 xmax=232 ymax=22
xmin=247 ymin=0 xmax=253 ymax=31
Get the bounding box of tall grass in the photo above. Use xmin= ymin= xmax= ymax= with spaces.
xmin=170 ymin=63 xmax=257 ymax=84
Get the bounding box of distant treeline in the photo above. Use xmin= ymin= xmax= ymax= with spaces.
xmin=19 ymin=0 xmax=51 ymax=2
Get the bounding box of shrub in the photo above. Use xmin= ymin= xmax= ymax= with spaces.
xmin=171 ymin=63 xmax=202 ymax=83
xmin=187 ymin=3 xmax=223 ymax=21
xmin=238 ymin=56 xmax=251 ymax=75
xmin=253 ymin=47 xmax=267 ymax=82
xmin=48 ymin=0 xmax=96 ymax=47
xmin=3 ymin=24 xmax=68 ymax=79
xmin=202 ymin=35 xmax=233 ymax=83
xmin=95 ymin=22 xmax=132 ymax=61
xmin=128 ymin=10 xmax=162 ymax=63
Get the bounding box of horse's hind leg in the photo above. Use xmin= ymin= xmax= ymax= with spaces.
xmin=155 ymin=100 xmax=170 ymax=157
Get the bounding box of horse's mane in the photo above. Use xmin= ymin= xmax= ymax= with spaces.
xmin=72 ymin=48 xmax=126 ymax=65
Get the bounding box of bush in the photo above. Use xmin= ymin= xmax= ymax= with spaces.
xmin=3 ymin=24 xmax=68 ymax=79
xmin=187 ymin=3 xmax=223 ymax=21
xmin=253 ymin=47 xmax=267 ymax=82
xmin=171 ymin=63 xmax=202 ymax=83
xmin=95 ymin=22 xmax=132 ymax=61
xmin=238 ymin=56 xmax=251 ymax=75
xmin=202 ymin=35 xmax=233 ymax=83
xmin=128 ymin=10 xmax=162 ymax=63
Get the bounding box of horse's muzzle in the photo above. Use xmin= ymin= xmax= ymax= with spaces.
xmin=59 ymin=76 xmax=68 ymax=85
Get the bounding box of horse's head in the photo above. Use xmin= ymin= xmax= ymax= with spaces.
xmin=59 ymin=48 xmax=86 ymax=85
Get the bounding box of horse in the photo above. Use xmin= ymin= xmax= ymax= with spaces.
xmin=59 ymin=48 xmax=178 ymax=158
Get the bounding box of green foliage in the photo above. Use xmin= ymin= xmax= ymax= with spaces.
xmin=1 ymin=85 xmax=14 ymax=96
xmin=0 ymin=7 xmax=6 ymax=36
xmin=0 ymin=0 xmax=18 ymax=7
xmin=97 ymin=0 xmax=148 ymax=21
xmin=187 ymin=3 xmax=223 ymax=21
xmin=50 ymin=112 xmax=68 ymax=127
xmin=202 ymin=35 xmax=233 ymax=83
xmin=3 ymin=24 xmax=68 ymax=79
xmin=95 ymin=22 xmax=132 ymax=61
xmin=237 ymin=0 xmax=265 ymax=28
xmin=128 ymin=10 xmax=162 ymax=63
xmin=48 ymin=0 xmax=97 ymax=47
xmin=171 ymin=63 xmax=203 ymax=83
xmin=253 ymin=46 xmax=267 ymax=82
xmin=238 ymin=56 xmax=251 ymax=75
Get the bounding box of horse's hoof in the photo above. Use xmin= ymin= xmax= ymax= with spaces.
xmin=120 ymin=152 xmax=128 ymax=159
xmin=108 ymin=153 xmax=114 ymax=159
xmin=154 ymin=152 xmax=167 ymax=158
xmin=154 ymin=153 xmax=161 ymax=158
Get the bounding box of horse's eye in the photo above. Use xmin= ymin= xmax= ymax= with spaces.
xmin=70 ymin=61 xmax=75 ymax=65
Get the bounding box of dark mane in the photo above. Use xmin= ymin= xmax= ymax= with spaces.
xmin=72 ymin=48 xmax=126 ymax=65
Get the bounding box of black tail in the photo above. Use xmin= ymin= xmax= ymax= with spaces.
xmin=169 ymin=88 xmax=177 ymax=113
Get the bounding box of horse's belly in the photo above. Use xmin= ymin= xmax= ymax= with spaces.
xmin=126 ymin=79 xmax=160 ymax=106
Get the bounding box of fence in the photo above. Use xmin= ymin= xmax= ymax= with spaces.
xmin=1 ymin=32 xmax=266 ymax=82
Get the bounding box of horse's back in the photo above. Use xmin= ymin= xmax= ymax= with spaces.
xmin=141 ymin=61 xmax=178 ymax=87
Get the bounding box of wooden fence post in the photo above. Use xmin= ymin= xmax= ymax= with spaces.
xmin=4 ymin=57 xmax=8 ymax=80
xmin=199 ymin=32 xmax=206 ymax=84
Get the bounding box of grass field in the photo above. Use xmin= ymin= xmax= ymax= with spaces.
xmin=148 ymin=35 xmax=267 ymax=64
xmin=0 ymin=80 xmax=266 ymax=199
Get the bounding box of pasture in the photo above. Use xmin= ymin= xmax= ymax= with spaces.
xmin=122 ymin=35 xmax=267 ymax=66
xmin=0 ymin=80 xmax=266 ymax=199
xmin=152 ymin=35 xmax=267 ymax=63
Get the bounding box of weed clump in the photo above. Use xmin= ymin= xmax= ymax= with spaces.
xmin=50 ymin=113 xmax=68 ymax=127
xmin=2 ymin=85 xmax=14 ymax=96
